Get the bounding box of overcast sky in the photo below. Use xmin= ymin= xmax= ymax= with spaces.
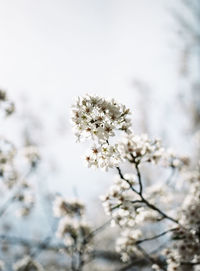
xmin=0 ymin=0 xmax=187 ymax=202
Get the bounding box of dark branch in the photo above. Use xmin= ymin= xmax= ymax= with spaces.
xmin=136 ymin=228 xmax=177 ymax=245
xmin=116 ymin=166 xmax=180 ymax=226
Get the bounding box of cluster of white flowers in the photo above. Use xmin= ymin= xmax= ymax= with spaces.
xmin=119 ymin=134 xmax=164 ymax=164
xmin=71 ymin=94 xmax=131 ymax=142
xmin=0 ymin=137 xmax=16 ymax=164
xmin=119 ymin=133 xmax=190 ymax=170
xmin=53 ymin=196 xmax=92 ymax=248
xmin=72 ymin=95 xmax=189 ymax=173
xmin=56 ymin=217 xmax=91 ymax=247
xmin=116 ymin=228 xmax=142 ymax=262
xmin=165 ymin=165 xmax=200 ymax=270
xmin=0 ymin=90 xmax=15 ymax=117
xmin=84 ymin=143 xmax=122 ymax=170
xmin=13 ymin=256 xmax=44 ymax=271
xmin=100 ymin=175 xmax=159 ymax=261
xmin=0 ymin=136 xmax=37 ymax=216
xmin=101 ymin=175 xmax=137 ymax=221
xmin=165 ymin=228 xmax=200 ymax=271
xmin=101 ymin=175 xmax=159 ymax=226
xmin=0 ymin=137 xmax=18 ymax=188
xmin=0 ymin=137 xmax=40 ymax=191
xmin=53 ymin=196 xmax=85 ymax=217
xmin=15 ymin=181 xmax=35 ymax=217
xmin=163 ymin=149 xmax=190 ymax=170
xmin=23 ymin=145 xmax=40 ymax=169
xmin=71 ymin=95 xmax=131 ymax=170
xmin=72 ymin=94 xmax=195 ymax=269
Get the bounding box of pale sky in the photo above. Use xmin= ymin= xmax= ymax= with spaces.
xmin=0 ymin=0 xmax=187 ymax=202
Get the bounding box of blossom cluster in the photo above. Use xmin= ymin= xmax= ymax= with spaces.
xmin=165 ymin=165 xmax=200 ymax=270
xmin=119 ymin=134 xmax=164 ymax=164
xmin=72 ymin=94 xmax=193 ymax=266
xmin=0 ymin=138 xmax=39 ymax=217
xmin=71 ymin=95 xmax=131 ymax=170
xmin=13 ymin=256 xmax=44 ymax=271
xmin=84 ymin=143 xmax=122 ymax=170
xmin=23 ymin=145 xmax=41 ymax=169
xmin=0 ymin=93 xmax=40 ymax=218
xmin=119 ymin=133 xmax=190 ymax=169
xmin=0 ymin=90 xmax=15 ymax=116
xmin=165 ymin=228 xmax=200 ymax=271
xmin=116 ymin=228 xmax=141 ymax=262
xmin=53 ymin=196 xmax=92 ymax=248
xmin=71 ymin=94 xmax=131 ymax=142
xmin=100 ymin=175 xmax=159 ymax=261
xmin=72 ymin=95 xmax=190 ymax=173
xmin=0 ymin=137 xmax=17 ymax=188
xmin=14 ymin=181 xmax=35 ymax=217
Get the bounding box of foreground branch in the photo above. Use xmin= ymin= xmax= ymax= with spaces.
xmin=116 ymin=166 xmax=180 ymax=226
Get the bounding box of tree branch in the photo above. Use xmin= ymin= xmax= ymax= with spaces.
xmin=116 ymin=166 xmax=180 ymax=226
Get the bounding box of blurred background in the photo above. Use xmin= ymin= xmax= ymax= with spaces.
xmin=0 ymin=0 xmax=200 ymax=269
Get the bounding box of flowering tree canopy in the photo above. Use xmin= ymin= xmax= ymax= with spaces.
xmin=71 ymin=94 xmax=200 ymax=271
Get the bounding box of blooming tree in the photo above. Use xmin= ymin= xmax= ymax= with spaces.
xmin=71 ymin=94 xmax=200 ymax=271
xmin=0 ymin=91 xmax=200 ymax=271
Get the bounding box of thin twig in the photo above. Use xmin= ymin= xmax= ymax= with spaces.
xmin=135 ymin=163 xmax=143 ymax=195
xmin=136 ymin=244 xmax=166 ymax=271
xmin=116 ymin=166 xmax=180 ymax=226
xmin=136 ymin=228 xmax=177 ymax=245
xmin=0 ymin=234 xmax=67 ymax=251
xmin=181 ymin=261 xmax=200 ymax=266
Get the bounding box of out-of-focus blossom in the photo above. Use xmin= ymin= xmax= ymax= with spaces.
xmin=0 ymin=90 xmax=15 ymax=117
xmin=116 ymin=228 xmax=141 ymax=262
xmin=13 ymin=256 xmax=44 ymax=271
xmin=53 ymin=196 xmax=85 ymax=217
xmin=119 ymin=133 xmax=164 ymax=164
